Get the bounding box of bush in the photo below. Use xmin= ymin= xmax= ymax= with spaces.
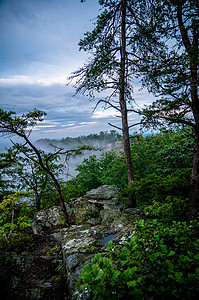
xmin=130 ymin=128 xmax=194 ymax=180
xmin=128 ymin=169 xmax=191 ymax=207
xmin=0 ymin=192 xmax=33 ymax=240
xmin=145 ymin=196 xmax=189 ymax=222
xmin=76 ymin=155 xmax=102 ymax=194
xmin=78 ymin=219 xmax=199 ymax=299
xmin=0 ymin=233 xmax=34 ymax=252
xmin=76 ymin=152 xmax=127 ymax=194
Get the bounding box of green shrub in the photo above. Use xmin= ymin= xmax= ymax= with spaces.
xmin=76 ymin=152 xmax=127 ymax=194
xmin=130 ymin=127 xmax=194 ymax=180
xmin=0 ymin=233 xmax=34 ymax=252
xmin=76 ymin=155 xmax=102 ymax=194
xmin=128 ymin=169 xmax=191 ymax=207
xmin=0 ymin=192 xmax=33 ymax=240
xmin=78 ymin=219 xmax=199 ymax=299
xmin=62 ymin=178 xmax=82 ymax=201
xmin=145 ymin=196 xmax=189 ymax=222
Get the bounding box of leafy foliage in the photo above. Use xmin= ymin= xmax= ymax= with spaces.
xmin=0 ymin=192 xmax=35 ymax=254
xmin=130 ymin=127 xmax=194 ymax=180
xmin=128 ymin=169 xmax=191 ymax=206
xmin=76 ymin=151 xmax=127 ymax=194
xmin=0 ymin=192 xmax=33 ymax=240
xmin=76 ymin=127 xmax=193 ymax=214
xmin=145 ymin=196 xmax=189 ymax=223
xmin=78 ymin=219 xmax=199 ymax=299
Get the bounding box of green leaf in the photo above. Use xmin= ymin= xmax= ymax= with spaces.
xmin=82 ymin=273 xmax=93 ymax=283
xmin=95 ymin=270 xmax=104 ymax=281
xmin=174 ymin=272 xmax=184 ymax=283
xmin=127 ymin=280 xmax=137 ymax=288
xmin=194 ymin=253 xmax=199 ymax=260
xmin=168 ymin=250 xmax=175 ymax=257
xmin=160 ymin=245 xmax=168 ymax=254
xmin=111 ymin=270 xmax=120 ymax=281
xmin=84 ymin=264 xmax=92 ymax=273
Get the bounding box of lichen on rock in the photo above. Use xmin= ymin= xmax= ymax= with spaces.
xmin=29 ymin=185 xmax=144 ymax=300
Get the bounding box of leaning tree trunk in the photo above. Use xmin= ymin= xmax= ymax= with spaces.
xmin=120 ymin=0 xmax=136 ymax=207
xmin=35 ymin=191 xmax=41 ymax=211
xmin=23 ymin=135 xmax=70 ymax=224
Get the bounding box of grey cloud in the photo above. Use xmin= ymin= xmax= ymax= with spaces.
xmin=0 ymin=0 xmax=99 ymax=75
xmin=0 ymin=0 xmax=151 ymax=140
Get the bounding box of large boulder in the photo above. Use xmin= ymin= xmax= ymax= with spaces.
xmin=68 ymin=185 xmax=120 ymax=226
xmin=32 ymin=206 xmax=66 ymax=235
xmin=60 ymin=222 xmax=139 ymax=299
xmin=85 ymin=185 xmax=119 ymax=200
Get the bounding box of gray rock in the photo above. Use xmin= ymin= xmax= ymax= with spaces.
xmin=32 ymin=206 xmax=66 ymax=234
xmin=85 ymin=185 xmax=120 ymax=200
xmin=30 ymin=185 xmax=143 ymax=300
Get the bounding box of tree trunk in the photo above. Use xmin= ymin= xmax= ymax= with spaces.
xmin=53 ymin=179 xmax=70 ymax=226
xmin=189 ymin=58 xmax=199 ymax=220
xmin=177 ymin=2 xmax=199 ymax=220
xmin=120 ymin=0 xmax=136 ymax=207
xmin=190 ymin=129 xmax=199 ymax=220
xmin=35 ymin=191 xmax=41 ymax=211
xmin=23 ymin=134 xmax=70 ymax=224
xmin=189 ymin=52 xmax=199 ymax=220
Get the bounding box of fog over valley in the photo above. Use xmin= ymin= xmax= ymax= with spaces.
xmin=35 ymin=131 xmax=123 ymax=179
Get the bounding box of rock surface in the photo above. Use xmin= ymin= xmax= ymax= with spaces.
xmin=3 ymin=185 xmax=144 ymax=299
xmin=85 ymin=185 xmax=120 ymax=200
xmin=59 ymin=185 xmax=143 ymax=299
xmin=1 ymin=235 xmax=70 ymax=300
xmin=32 ymin=206 xmax=66 ymax=235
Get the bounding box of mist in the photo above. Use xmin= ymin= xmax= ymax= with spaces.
xmin=35 ymin=131 xmax=123 ymax=180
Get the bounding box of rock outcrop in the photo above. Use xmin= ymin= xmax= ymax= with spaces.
xmin=30 ymin=185 xmax=144 ymax=299
xmin=32 ymin=206 xmax=66 ymax=235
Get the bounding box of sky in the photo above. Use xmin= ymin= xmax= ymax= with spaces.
xmin=0 ymin=0 xmax=153 ymax=143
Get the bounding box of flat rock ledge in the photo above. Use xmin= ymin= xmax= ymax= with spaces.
xmin=31 ymin=185 xmax=145 ymax=299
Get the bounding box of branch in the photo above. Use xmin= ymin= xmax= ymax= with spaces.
xmin=128 ymin=122 xmax=146 ymax=129
xmin=177 ymin=3 xmax=191 ymax=52
xmin=108 ymin=123 xmax=122 ymax=130
xmin=93 ymin=99 xmax=121 ymax=113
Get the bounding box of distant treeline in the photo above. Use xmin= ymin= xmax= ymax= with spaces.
xmin=36 ymin=130 xmax=122 ymax=146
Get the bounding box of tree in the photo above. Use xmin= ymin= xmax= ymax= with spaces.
xmin=0 ymin=109 xmax=69 ymax=222
xmin=0 ymin=109 xmax=94 ymax=223
xmin=129 ymin=0 xmax=198 ymax=219
xmin=0 ymin=150 xmax=16 ymax=198
xmin=70 ymin=0 xmax=143 ymax=206
xmin=2 ymin=146 xmax=65 ymax=211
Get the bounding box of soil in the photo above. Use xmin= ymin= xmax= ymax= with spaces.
xmin=0 ymin=233 xmax=70 ymax=300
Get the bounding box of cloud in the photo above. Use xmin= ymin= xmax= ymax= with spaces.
xmin=0 ymin=0 xmax=154 ymax=141
xmin=92 ymin=109 xmax=120 ymax=119
xmin=0 ymin=0 xmax=99 ymax=79
xmin=0 ymin=75 xmax=67 ymax=86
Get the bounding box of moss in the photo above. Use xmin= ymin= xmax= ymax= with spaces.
xmin=81 ymin=210 xmax=101 ymax=224
xmin=0 ymin=233 xmax=34 ymax=252
xmin=76 ymin=240 xmax=100 ymax=254
xmin=43 ymin=245 xmax=61 ymax=256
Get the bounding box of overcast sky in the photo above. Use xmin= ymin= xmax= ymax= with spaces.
xmin=0 ymin=0 xmax=153 ymax=142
